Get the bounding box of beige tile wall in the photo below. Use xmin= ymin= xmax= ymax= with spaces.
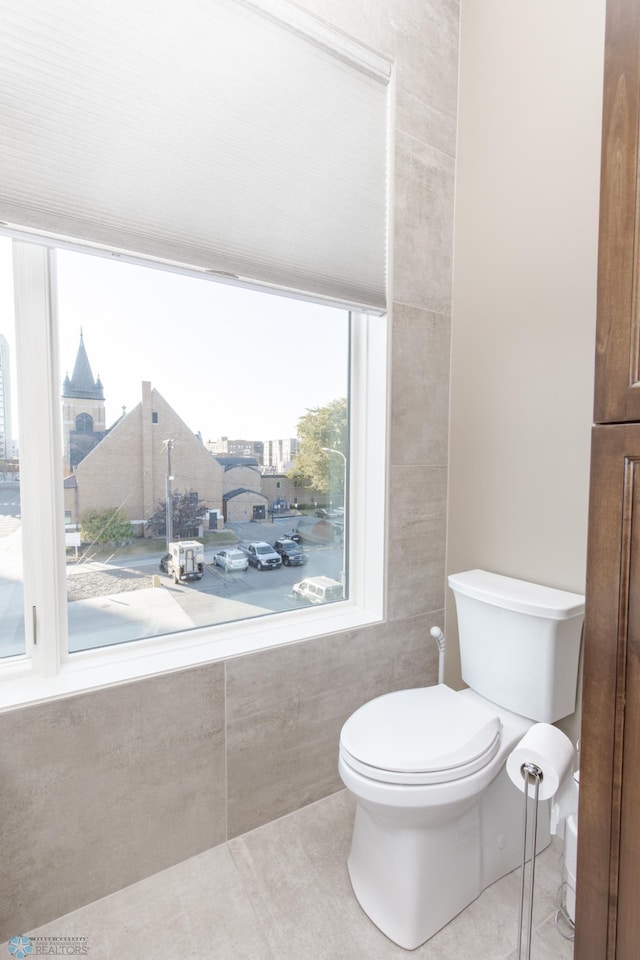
xmin=0 ymin=666 xmax=227 ymax=939
xmin=225 ymin=616 xmax=439 ymax=839
xmin=0 ymin=0 xmax=459 ymax=940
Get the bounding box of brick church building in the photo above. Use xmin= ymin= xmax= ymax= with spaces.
xmin=62 ymin=335 xmax=269 ymax=534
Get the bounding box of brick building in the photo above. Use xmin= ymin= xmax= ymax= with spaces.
xmin=64 ymin=381 xmax=224 ymax=534
xmin=61 ymin=339 xmax=305 ymax=532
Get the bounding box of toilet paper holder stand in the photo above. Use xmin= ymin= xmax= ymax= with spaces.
xmin=517 ymin=761 xmax=544 ymax=960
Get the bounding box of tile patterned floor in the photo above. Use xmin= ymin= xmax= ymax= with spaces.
xmin=3 ymin=790 xmax=574 ymax=959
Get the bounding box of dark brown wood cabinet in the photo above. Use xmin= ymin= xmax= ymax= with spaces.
xmin=577 ymin=426 xmax=640 ymax=958
xmin=593 ymin=0 xmax=640 ymax=425
xmin=576 ymin=1 xmax=640 ymax=956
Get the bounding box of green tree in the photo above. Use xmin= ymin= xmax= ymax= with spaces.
xmin=80 ymin=508 xmax=133 ymax=545
xmin=290 ymin=398 xmax=347 ymax=495
xmin=146 ymin=490 xmax=206 ymax=538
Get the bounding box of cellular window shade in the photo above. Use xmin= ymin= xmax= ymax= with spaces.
xmin=0 ymin=0 xmax=390 ymax=311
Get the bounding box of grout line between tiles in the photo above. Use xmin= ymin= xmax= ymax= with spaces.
xmin=223 ymin=659 xmax=229 ymax=845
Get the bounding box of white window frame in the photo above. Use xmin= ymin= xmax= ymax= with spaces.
xmin=0 ymin=236 xmax=388 ymax=711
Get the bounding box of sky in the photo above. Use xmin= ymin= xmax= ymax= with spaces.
xmin=0 ymin=237 xmax=350 ymax=443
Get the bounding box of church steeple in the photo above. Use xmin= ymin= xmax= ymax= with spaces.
xmin=63 ymin=329 xmax=104 ymax=401
xmin=61 ymin=330 xmax=107 ymax=472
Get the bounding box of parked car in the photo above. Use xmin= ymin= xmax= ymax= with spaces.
xmin=274 ymin=538 xmax=308 ymax=566
xmin=292 ymin=576 xmax=344 ymax=604
xmin=295 ymin=517 xmax=338 ymax=545
xmin=240 ymin=541 xmax=282 ymax=570
xmin=214 ymin=548 xmax=249 ymax=572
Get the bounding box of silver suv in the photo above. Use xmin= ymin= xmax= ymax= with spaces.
xmin=241 ymin=541 xmax=282 ymax=570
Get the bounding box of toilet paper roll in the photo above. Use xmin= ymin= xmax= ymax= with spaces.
xmin=506 ymin=723 xmax=574 ymax=801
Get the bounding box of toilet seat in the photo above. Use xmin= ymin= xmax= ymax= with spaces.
xmin=340 ymin=684 xmax=502 ymax=785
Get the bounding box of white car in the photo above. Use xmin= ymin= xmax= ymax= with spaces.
xmin=214 ymin=548 xmax=249 ymax=572
xmin=292 ymin=576 xmax=344 ymax=605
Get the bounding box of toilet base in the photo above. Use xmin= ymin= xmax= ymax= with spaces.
xmin=346 ymin=766 xmax=551 ymax=950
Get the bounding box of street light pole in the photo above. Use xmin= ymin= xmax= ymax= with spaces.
xmin=321 ymin=447 xmax=347 ymax=502
xmin=164 ymin=438 xmax=175 ymax=552
xmin=322 ymin=446 xmax=347 ymax=584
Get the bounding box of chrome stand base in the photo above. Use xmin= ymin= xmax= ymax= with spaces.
xmin=516 ymin=762 xmax=543 ymax=960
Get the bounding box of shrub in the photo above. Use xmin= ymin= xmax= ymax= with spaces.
xmin=81 ymin=508 xmax=133 ymax=545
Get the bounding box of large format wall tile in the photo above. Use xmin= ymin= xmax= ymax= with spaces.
xmin=396 ymin=83 xmax=458 ymax=165
xmin=394 ymin=3 xmax=460 ymax=156
xmin=388 ymin=464 xmax=448 ymax=621
xmin=225 ymin=617 xmax=437 ymax=838
xmin=393 ymin=131 xmax=456 ymax=314
xmin=0 ymin=664 xmax=226 ymax=940
xmin=390 ymin=302 xmax=451 ymax=467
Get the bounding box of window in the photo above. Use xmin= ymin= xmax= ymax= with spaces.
xmin=54 ymin=245 xmax=352 ymax=652
xmin=0 ymin=239 xmax=25 ymax=660
xmin=1 ymin=234 xmax=387 ymax=706
xmin=0 ymin=0 xmax=389 ymax=706
xmin=75 ymin=413 xmax=93 ymax=433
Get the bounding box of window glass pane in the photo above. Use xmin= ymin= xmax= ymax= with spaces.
xmin=0 ymin=237 xmax=25 ymax=659
xmin=57 ymin=249 xmax=349 ymax=653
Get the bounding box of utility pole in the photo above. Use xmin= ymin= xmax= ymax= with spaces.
xmin=164 ymin=438 xmax=175 ymax=552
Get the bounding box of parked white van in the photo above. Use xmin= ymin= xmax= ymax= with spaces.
xmin=292 ymin=576 xmax=344 ymax=605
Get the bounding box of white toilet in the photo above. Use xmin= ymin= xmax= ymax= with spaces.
xmin=338 ymin=569 xmax=584 ymax=950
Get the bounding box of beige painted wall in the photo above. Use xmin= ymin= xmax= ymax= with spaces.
xmin=446 ymin=0 xmax=606 ymax=709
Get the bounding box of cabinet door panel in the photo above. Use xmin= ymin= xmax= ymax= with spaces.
xmin=617 ymin=441 xmax=640 ymax=957
xmin=594 ymin=2 xmax=640 ymax=423
xmin=576 ymin=423 xmax=640 ymax=959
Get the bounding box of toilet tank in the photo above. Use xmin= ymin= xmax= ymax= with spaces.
xmin=448 ymin=570 xmax=585 ymax=723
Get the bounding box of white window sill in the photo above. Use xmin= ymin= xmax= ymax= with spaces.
xmin=0 ymin=599 xmax=382 ymax=712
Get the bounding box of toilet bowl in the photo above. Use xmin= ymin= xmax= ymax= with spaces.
xmin=339 ymin=686 xmax=546 ymax=949
xmin=338 ymin=570 xmax=585 ymax=950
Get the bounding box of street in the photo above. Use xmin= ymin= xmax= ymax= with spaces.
xmin=0 ymin=480 xmax=20 ymax=517
xmin=68 ymin=519 xmax=344 ymax=651
xmin=0 ymin=510 xmax=346 ymax=657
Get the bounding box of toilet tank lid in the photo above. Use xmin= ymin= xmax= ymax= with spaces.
xmin=448 ymin=570 xmax=585 ymax=620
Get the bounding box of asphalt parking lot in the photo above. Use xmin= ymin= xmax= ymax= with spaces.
xmin=1 ymin=514 xmax=347 ymax=658
xmin=164 ymin=518 xmax=344 ymax=619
